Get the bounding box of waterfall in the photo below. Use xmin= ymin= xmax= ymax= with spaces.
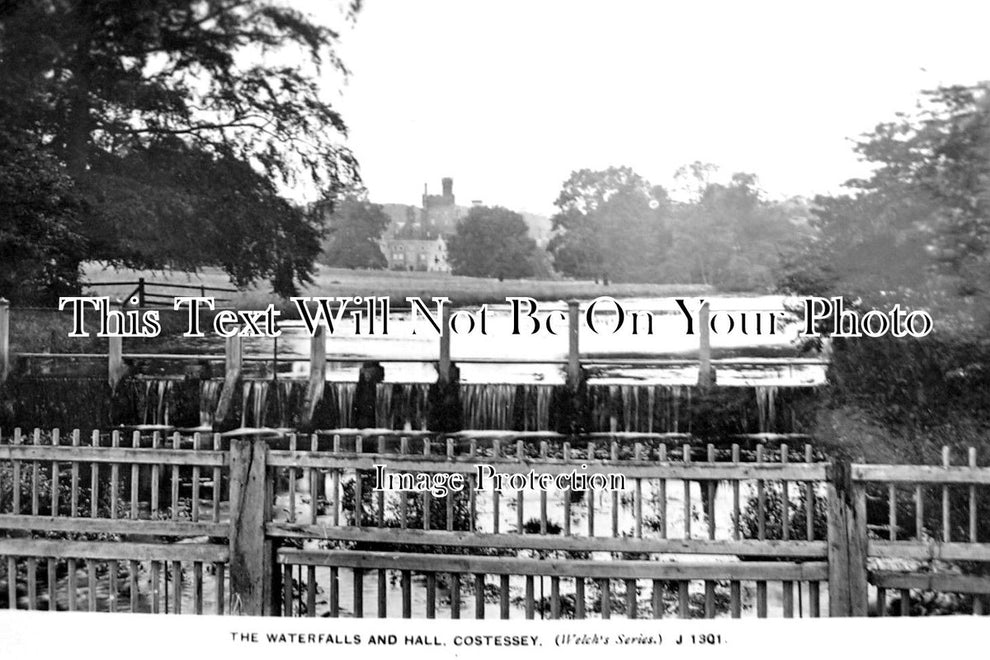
xmin=755 ymin=386 xmax=779 ymax=434
xmin=240 ymin=381 xmax=271 ymax=428
xmin=329 ymin=383 xmax=356 ymax=428
xmin=371 ymin=383 xmax=432 ymax=430
xmin=142 ymin=379 xmax=172 ymax=426
xmin=199 ymin=380 xmax=222 ymax=427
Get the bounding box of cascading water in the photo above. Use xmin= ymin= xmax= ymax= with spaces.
xmin=374 ymin=384 xmax=429 ymax=430
xmin=459 ymin=384 xmax=554 ymax=431
xmin=199 ymin=380 xmax=222 ymax=427
xmin=141 ymin=379 xmax=172 ymax=426
xmin=240 ymin=380 xmax=270 ymax=428
xmin=755 ymin=385 xmax=779 ymax=434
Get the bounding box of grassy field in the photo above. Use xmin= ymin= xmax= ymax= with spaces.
xmin=81 ymin=263 xmax=713 ymax=311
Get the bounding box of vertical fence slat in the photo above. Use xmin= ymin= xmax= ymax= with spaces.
xmin=332 ymin=435 xmax=341 ymax=527
xmin=517 ymin=441 xmax=526 ymax=534
xmin=561 ymin=442 xmax=570 ymax=536
xmin=499 ymin=575 xmax=510 ymax=619
xmin=111 ymin=430 xmax=120 ymax=520
xmin=969 ymin=447 xmax=977 ymax=543
xmin=170 ymin=433 xmax=180 ymax=522
xmin=634 ymin=442 xmax=643 ymax=538
xmin=87 ymin=559 xmax=97 ymax=611
xmin=942 ymin=446 xmax=951 ymax=542
xmin=682 ymin=444 xmax=691 ymax=540
xmin=600 ymin=578 xmax=611 ymax=619
xmin=420 ymin=438 xmax=429 ymax=531
xmin=90 ymin=431 xmax=100 ymax=518
xmin=402 ymin=570 xmax=412 ymax=619
xmin=108 ymin=559 xmax=118 ymax=612
xmin=425 ymin=571 xmax=436 ymax=619
xmin=575 ymin=577 xmax=585 ymax=619
xmin=352 ymin=568 xmax=363 ymax=618
xmin=50 ymin=429 xmax=60 ymax=517
xmin=47 ymin=557 xmax=57 ymax=611
xmin=451 ymin=573 xmax=462 ymax=619
xmin=651 ymin=579 xmax=663 ymax=618
xmin=492 ymin=439 xmax=502 ymax=534
xmin=658 ymin=444 xmax=667 ymax=539
xmin=329 ymin=566 xmax=339 ymax=617
xmin=618 ymin=578 xmax=632 ymax=619
xmin=474 ymin=573 xmax=485 ymax=619
xmin=524 ymin=575 xmax=533 ymax=619
xmin=71 ymin=429 xmax=80 ymax=518
xmin=586 ymin=442 xmax=595 ymax=537
xmin=610 ymin=442 xmax=619 ymax=537
xmin=130 ymin=431 xmax=140 ymax=520
xmin=31 ymin=429 xmax=40 ymax=516
xmin=191 ymin=433 xmax=201 ymax=523
xmin=216 ymin=563 xmax=225 ymax=616
xmin=151 ymin=432 xmax=160 ymax=516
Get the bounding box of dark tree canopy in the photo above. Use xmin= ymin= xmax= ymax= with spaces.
xmin=320 ymin=196 xmax=389 ymax=269
xmin=447 ymin=206 xmax=537 ymax=279
xmin=0 ymin=0 xmax=361 ymax=302
xmin=0 ymin=130 xmax=86 ymax=305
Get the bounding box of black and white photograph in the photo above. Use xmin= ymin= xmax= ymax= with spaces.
xmin=0 ymin=0 xmax=989 ymax=655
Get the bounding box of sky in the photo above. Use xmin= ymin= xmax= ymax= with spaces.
xmin=308 ymin=0 xmax=989 ymax=215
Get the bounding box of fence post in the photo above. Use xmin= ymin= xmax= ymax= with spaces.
xmin=827 ymin=458 xmax=869 ymax=616
xmin=697 ymin=301 xmax=712 ymax=389
xmin=438 ymin=305 xmax=451 ymax=384
xmin=0 ymin=298 xmax=9 ymax=383
xmin=567 ymin=300 xmax=580 ymax=388
xmin=228 ymin=436 xmax=274 ymax=615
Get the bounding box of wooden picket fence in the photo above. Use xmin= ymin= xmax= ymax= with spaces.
xmin=0 ymin=428 xmax=987 ymax=618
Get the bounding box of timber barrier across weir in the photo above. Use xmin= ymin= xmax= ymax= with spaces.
xmin=1 ymin=428 xmax=988 ymax=618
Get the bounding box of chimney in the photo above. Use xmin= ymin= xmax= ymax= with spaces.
xmin=441 ymin=177 xmax=453 ymax=198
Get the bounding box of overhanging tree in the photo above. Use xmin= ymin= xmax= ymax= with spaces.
xmin=0 ymin=0 xmax=361 ymax=300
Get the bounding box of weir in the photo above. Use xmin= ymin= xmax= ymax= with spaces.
xmin=0 ymin=298 xmax=826 ymax=441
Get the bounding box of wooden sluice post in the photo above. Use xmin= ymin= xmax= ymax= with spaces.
xmin=299 ymin=325 xmax=326 ymax=428
xmin=428 ymin=304 xmax=462 ymax=432
xmin=567 ymin=300 xmax=580 ymax=388
xmin=215 ymin=334 xmax=243 ymax=429
xmin=553 ymin=300 xmax=588 ymax=434
xmin=697 ymin=300 xmax=713 ymax=389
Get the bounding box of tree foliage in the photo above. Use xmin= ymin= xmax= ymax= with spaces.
xmin=663 ymin=167 xmax=811 ymax=290
xmin=447 ymin=206 xmax=537 ymax=279
xmin=774 ymin=84 xmax=990 ymax=464
xmin=0 ymin=0 xmax=361 ymax=301
xmin=320 ymin=197 xmax=389 ymax=269
xmin=0 ymin=130 xmax=86 ymax=305
xmin=548 ymin=166 xmax=670 ymax=282
xmin=778 ymin=83 xmax=990 ymax=323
